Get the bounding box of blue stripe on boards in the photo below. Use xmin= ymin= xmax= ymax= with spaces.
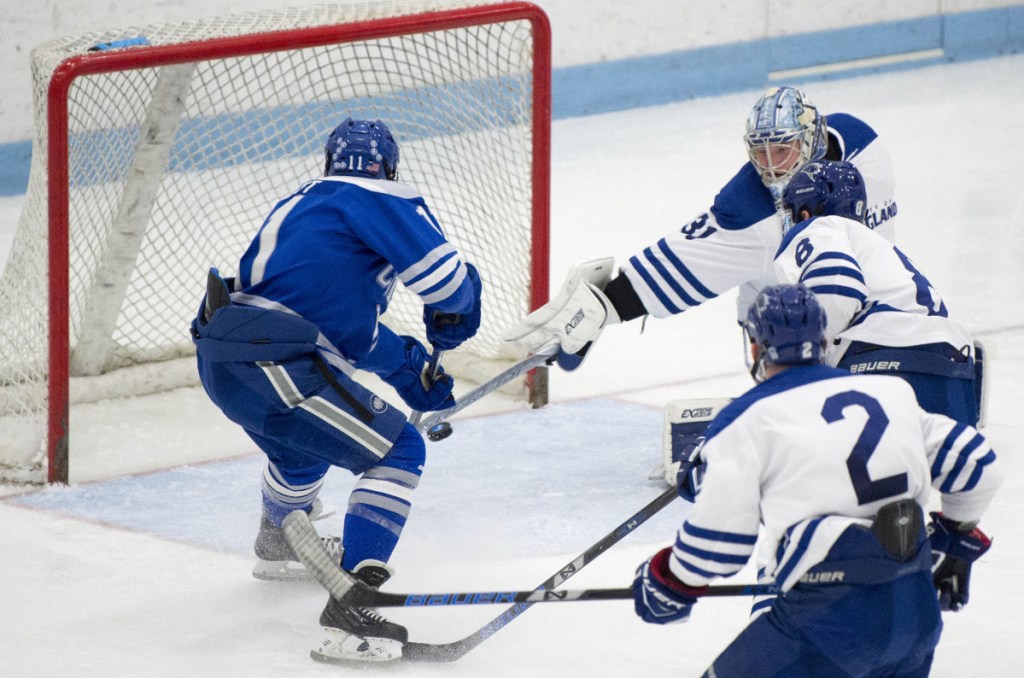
xmin=1 ymin=7 xmax=1021 ymax=196
xmin=64 ymin=79 xmax=527 ymax=189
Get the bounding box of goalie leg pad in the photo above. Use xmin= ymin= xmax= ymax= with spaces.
xmin=657 ymin=398 xmax=732 ymax=487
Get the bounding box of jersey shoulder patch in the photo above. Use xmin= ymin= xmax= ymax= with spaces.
xmin=827 ymin=113 xmax=879 ymax=159
xmin=709 ymin=163 xmax=776 ymax=230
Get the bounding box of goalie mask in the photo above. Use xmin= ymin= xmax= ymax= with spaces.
xmin=745 ymin=284 xmax=827 ymax=382
xmin=324 ymin=118 xmax=399 ymax=180
xmin=744 ymin=86 xmax=827 ymax=189
xmin=783 ymin=160 xmax=867 ymax=225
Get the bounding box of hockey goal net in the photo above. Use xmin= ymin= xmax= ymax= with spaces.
xmin=0 ymin=0 xmax=551 ymax=484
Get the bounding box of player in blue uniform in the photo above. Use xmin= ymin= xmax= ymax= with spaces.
xmin=632 ymin=284 xmax=1002 ymax=677
xmin=191 ymin=118 xmax=481 ymax=663
xmin=507 ymin=86 xmax=898 ymax=371
xmin=774 ymin=159 xmax=980 ymax=425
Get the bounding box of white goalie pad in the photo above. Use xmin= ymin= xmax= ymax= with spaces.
xmin=652 ymin=397 xmax=733 ymax=487
xmin=503 ymin=257 xmax=618 ymax=355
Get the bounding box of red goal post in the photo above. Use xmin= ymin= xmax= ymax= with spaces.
xmin=1 ymin=1 xmax=551 ymax=483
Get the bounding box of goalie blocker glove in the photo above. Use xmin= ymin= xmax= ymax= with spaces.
xmin=927 ymin=512 xmax=992 ymax=612
xmin=503 ymin=257 xmax=621 ymax=359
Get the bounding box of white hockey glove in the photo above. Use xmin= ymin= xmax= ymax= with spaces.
xmin=503 ymin=257 xmax=620 ymax=355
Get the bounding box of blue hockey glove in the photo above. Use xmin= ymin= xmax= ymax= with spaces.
xmin=927 ymin=512 xmax=992 ymax=612
xmin=675 ymin=439 xmax=706 ymax=503
xmin=424 ymin=263 xmax=481 ymax=351
xmin=384 ymin=336 xmax=456 ymax=412
xmin=555 ymin=341 xmax=593 ymax=372
xmin=632 ymin=547 xmax=707 ymax=625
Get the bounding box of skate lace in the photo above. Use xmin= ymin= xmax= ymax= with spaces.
xmin=357 ymin=606 xmax=388 ymax=624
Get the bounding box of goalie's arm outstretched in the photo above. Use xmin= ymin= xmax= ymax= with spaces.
xmin=502 ymin=257 xmax=649 ymax=368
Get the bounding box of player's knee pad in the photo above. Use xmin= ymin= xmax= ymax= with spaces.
xmin=380 ymin=422 xmax=426 ymax=476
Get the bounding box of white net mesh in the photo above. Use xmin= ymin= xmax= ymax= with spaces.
xmin=0 ymin=1 xmax=545 ymax=481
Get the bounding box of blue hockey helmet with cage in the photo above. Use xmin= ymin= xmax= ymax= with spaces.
xmin=324 ymin=118 xmax=399 ymax=180
xmin=745 ymin=284 xmax=827 ymax=377
xmin=744 ymin=86 xmax=828 ymax=187
xmin=782 ymin=160 xmax=867 ymax=225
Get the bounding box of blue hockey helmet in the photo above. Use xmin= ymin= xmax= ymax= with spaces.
xmin=782 ymin=160 xmax=867 ymax=225
xmin=745 ymin=284 xmax=827 ymax=379
xmin=744 ymin=86 xmax=827 ymax=187
xmin=324 ymin=118 xmax=399 ymax=180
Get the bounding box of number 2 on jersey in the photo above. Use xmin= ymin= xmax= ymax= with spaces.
xmin=821 ymin=390 xmax=908 ymax=505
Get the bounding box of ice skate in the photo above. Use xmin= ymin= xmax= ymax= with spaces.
xmin=252 ymin=501 xmax=341 ymax=581
xmin=310 ymin=561 xmax=407 ymax=664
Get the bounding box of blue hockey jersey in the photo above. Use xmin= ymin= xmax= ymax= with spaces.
xmin=234 ymin=175 xmax=475 ymax=376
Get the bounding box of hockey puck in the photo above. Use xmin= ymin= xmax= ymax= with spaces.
xmin=426 ymin=421 xmax=453 ymax=442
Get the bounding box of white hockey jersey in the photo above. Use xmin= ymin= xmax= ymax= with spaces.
xmin=772 ymin=214 xmax=973 ymax=366
xmin=668 ymin=365 xmax=1002 ymax=592
xmin=619 ymin=113 xmax=897 ymax=320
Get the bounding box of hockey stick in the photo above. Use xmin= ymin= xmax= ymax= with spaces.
xmin=413 ymin=341 xmax=559 ymax=436
xmin=343 ymin=580 xmax=777 ymax=607
xmin=409 ymin=348 xmax=444 ymax=428
xmin=282 ymin=484 xmax=678 ymax=662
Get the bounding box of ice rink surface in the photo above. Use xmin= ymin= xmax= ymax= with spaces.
xmin=2 ymin=54 xmax=1023 ymax=676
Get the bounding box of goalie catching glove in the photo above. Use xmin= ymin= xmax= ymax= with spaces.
xmin=503 ymin=257 xmax=620 ymax=362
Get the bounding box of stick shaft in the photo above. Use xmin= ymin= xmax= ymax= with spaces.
xmin=351 ymin=582 xmax=778 ymax=607
xmin=409 ymin=348 xmax=445 ymax=427
xmin=403 ymin=485 xmax=677 ymax=661
xmin=415 ymin=343 xmax=558 ymax=433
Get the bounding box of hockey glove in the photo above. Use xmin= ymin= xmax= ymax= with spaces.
xmin=383 ymin=336 xmax=456 ymax=412
xmin=503 ymin=258 xmax=619 ymax=356
xmin=632 ymin=547 xmax=707 ymax=625
xmin=424 ymin=263 xmax=482 ymax=351
xmin=927 ymin=512 xmax=992 ymax=612
xmin=675 ymin=439 xmax=706 ymax=503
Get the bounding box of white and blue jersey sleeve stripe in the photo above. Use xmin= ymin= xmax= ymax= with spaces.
xmin=622 ymin=217 xmax=778 ymax=318
xmin=799 ymin=251 xmax=867 ymax=302
xmin=627 ymin=240 xmax=715 ymax=314
xmin=398 ymin=242 xmax=471 ymax=310
xmin=671 ymin=521 xmax=757 ymax=582
xmin=923 ymin=415 xmax=1003 ymax=520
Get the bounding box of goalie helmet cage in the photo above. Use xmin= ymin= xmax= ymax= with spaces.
xmin=0 ymin=0 xmax=551 ymax=484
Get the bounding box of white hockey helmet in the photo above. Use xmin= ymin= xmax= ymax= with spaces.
xmin=744 ymin=86 xmax=827 ymax=188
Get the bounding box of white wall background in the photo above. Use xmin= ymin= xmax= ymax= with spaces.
xmin=1 ymin=0 xmax=1021 ymax=143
